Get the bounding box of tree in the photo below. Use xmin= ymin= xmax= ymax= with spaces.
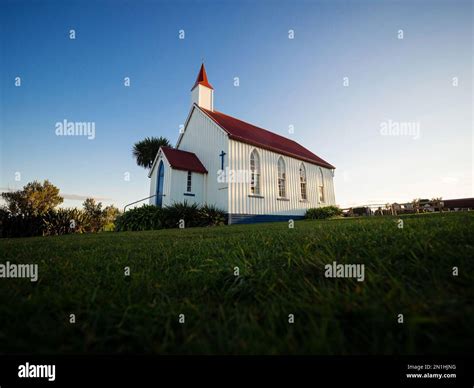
xmin=1 ymin=180 xmax=63 ymax=216
xmin=83 ymin=198 xmax=102 ymax=215
xmin=82 ymin=198 xmax=103 ymax=232
xmin=103 ymin=205 xmax=120 ymax=231
xmin=82 ymin=198 xmax=120 ymax=232
xmin=133 ymin=136 xmax=171 ymax=169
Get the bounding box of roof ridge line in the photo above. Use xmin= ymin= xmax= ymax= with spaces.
xmin=197 ymin=105 xmax=335 ymax=169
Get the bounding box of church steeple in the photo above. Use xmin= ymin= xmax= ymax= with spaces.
xmin=191 ymin=63 xmax=213 ymax=91
xmin=191 ymin=63 xmax=214 ymax=111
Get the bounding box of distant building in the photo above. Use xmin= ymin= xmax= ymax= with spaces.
xmin=441 ymin=198 xmax=474 ymax=211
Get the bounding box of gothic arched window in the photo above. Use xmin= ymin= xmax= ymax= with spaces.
xmin=277 ymin=157 xmax=286 ymax=198
xmin=300 ymin=163 xmax=307 ymax=200
xmin=250 ymin=149 xmax=261 ymax=195
xmin=318 ymin=168 xmax=325 ymax=203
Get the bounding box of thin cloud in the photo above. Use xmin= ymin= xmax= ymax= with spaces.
xmin=61 ymin=193 xmax=112 ymax=201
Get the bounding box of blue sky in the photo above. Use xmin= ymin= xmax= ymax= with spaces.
xmin=1 ymin=0 xmax=472 ymax=209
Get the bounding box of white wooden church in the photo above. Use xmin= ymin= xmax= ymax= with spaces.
xmin=149 ymin=64 xmax=336 ymax=223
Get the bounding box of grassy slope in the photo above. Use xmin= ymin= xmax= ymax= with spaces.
xmin=0 ymin=212 xmax=473 ymax=355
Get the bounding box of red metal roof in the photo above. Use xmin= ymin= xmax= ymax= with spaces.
xmin=200 ymin=108 xmax=335 ymax=169
xmin=191 ymin=63 xmax=214 ymax=91
xmin=161 ymin=146 xmax=208 ymax=173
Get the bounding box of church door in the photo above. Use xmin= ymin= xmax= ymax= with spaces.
xmin=156 ymin=161 xmax=164 ymax=207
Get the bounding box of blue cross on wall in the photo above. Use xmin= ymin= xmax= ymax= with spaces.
xmin=219 ymin=150 xmax=226 ymax=170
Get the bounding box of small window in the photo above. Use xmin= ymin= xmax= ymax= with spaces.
xmin=318 ymin=168 xmax=325 ymax=203
xmin=277 ymin=157 xmax=286 ymax=198
xmin=187 ymin=171 xmax=192 ymax=192
xmin=300 ymin=163 xmax=307 ymax=200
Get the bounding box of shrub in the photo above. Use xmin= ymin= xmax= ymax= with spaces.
xmin=115 ymin=205 xmax=163 ymax=232
xmin=162 ymin=201 xmax=201 ymax=228
xmin=82 ymin=199 xmax=120 ymax=232
xmin=0 ymin=189 xmax=120 ymax=237
xmin=102 ymin=205 xmax=120 ymax=231
xmin=115 ymin=202 xmax=227 ymax=232
xmin=305 ymin=206 xmax=342 ymax=220
xmin=43 ymin=208 xmax=87 ymax=236
xmin=82 ymin=198 xmax=104 ymax=233
xmin=0 ymin=209 xmax=44 ymax=238
xmin=199 ymin=204 xmax=227 ymax=226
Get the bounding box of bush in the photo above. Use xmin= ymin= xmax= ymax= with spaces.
xmin=0 ymin=209 xmax=44 ymax=238
xmin=82 ymin=199 xmax=120 ymax=233
xmin=43 ymin=208 xmax=87 ymax=236
xmin=199 ymin=204 xmax=227 ymax=226
xmin=162 ymin=201 xmax=201 ymax=228
xmin=115 ymin=205 xmax=163 ymax=232
xmin=1 ymin=200 xmax=120 ymax=238
xmin=305 ymin=206 xmax=342 ymax=220
xmin=115 ymin=202 xmax=227 ymax=232
xmin=102 ymin=205 xmax=120 ymax=231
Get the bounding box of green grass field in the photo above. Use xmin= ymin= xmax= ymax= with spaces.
xmin=0 ymin=212 xmax=473 ymax=355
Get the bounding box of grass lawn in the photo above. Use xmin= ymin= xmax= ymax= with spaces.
xmin=0 ymin=212 xmax=473 ymax=355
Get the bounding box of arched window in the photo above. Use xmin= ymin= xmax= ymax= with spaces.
xmin=277 ymin=157 xmax=286 ymax=198
xmin=299 ymin=163 xmax=307 ymax=200
xmin=250 ymin=149 xmax=260 ymax=195
xmin=156 ymin=161 xmax=164 ymax=207
xmin=318 ymin=168 xmax=325 ymax=203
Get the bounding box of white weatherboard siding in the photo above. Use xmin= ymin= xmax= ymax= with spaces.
xmin=150 ymin=117 xmax=335 ymax=216
xmin=149 ymin=159 xmax=204 ymax=206
xmin=170 ymin=169 xmax=205 ymax=205
xmin=228 ymin=139 xmax=335 ymax=216
xmin=177 ymin=107 xmax=229 ymax=211
xmin=191 ymin=85 xmax=214 ymax=111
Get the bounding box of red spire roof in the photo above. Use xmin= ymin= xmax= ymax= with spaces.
xmin=191 ymin=63 xmax=214 ymax=91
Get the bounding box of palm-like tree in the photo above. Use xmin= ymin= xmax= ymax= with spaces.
xmin=133 ymin=136 xmax=171 ymax=169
